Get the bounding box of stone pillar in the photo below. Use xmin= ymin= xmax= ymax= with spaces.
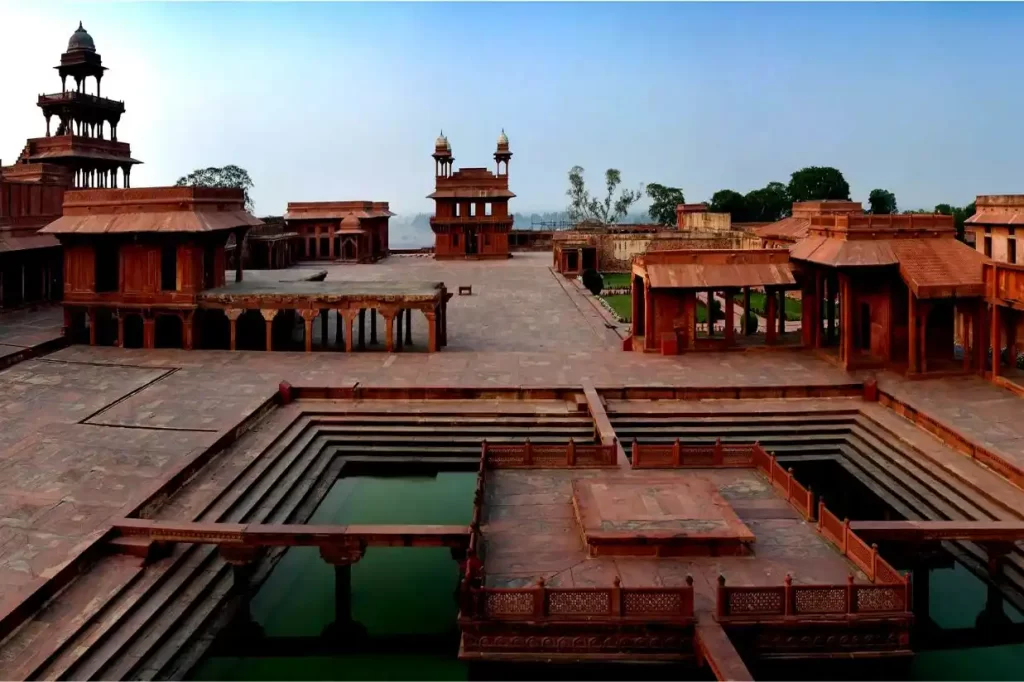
xmin=182 ymin=312 xmax=194 ymax=350
xmin=405 ymin=308 xmax=413 ymax=345
xmin=991 ymin=302 xmax=1002 ymax=379
xmin=778 ymin=290 xmax=786 ymax=337
xmin=827 ymin=279 xmax=836 ymax=344
xmin=358 ymin=309 xmax=366 ymax=350
xmin=320 ymin=542 xmax=366 ymax=634
xmin=142 ymin=313 xmax=156 ymax=349
xmin=973 ymin=302 xmax=988 ymax=375
xmin=116 ymin=312 xmax=125 ymax=348
xmin=299 ymin=310 xmax=318 ymax=353
xmin=226 ymin=309 xmax=243 ymax=351
xmin=261 ymin=309 xmax=277 ymax=352
xmin=814 ymin=272 xmax=825 ymax=348
xmin=344 ymin=311 xmax=356 ymax=353
xmin=841 ymin=276 xmax=854 ymax=368
xmin=383 ymin=310 xmax=395 ymax=353
xmin=220 ymin=545 xmax=263 ymax=628
xmin=643 ymin=282 xmax=653 ymax=351
xmin=1007 ymin=311 xmax=1018 ymax=371
xmin=724 ymin=292 xmax=735 ymax=347
xmin=235 ymin=229 xmax=245 ymax=283
xmin=441 ymin=292 xmax=448 ymax=347
xmin=908 ymin=291 xmax=919 ymax=374
xmin=396 ymin=309 xmax=404 ymax=351
xmin=425 ymin=310 xmax=438 ymax=352
xmin=370 ymin=309 xmax=378 ymax=344
xmin=765 ymin=290 xmax=777 ymax=345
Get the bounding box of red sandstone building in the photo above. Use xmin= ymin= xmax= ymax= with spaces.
xmin=631 ymin=214 xmax=990 ymax=378
xmin=1 ymin=23 xmax=141 ymax=311
xmin=429 ymin=132 xmax=514 ymax=259
xmin=42 ymin=187 xmax=261 ymax=348
xmin=967 ymin=195 xmax=1024 ymax=393
xmin=284 ymin=201 xmax=393 ymax=262
xmin=753 ymin=200 xmax=864 ymax=249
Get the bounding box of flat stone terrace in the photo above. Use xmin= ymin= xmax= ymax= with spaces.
xmin=482 ymin=468 xmax=868 ymax=613
xmin=0 ymin=306 xmax=64 ymax=368
xmin=199 ymin=279 xmax=445 ymax=303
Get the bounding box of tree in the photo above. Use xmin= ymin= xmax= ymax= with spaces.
xmin=646 ymin=183 xmax=685 ymax=226
xmin=787 ymin=167 xmax=851 ymax=203
xmin=581 ymin=268 xmax=604 ymax=296
xmin=566 ymin=166 xmax=644 ymax=225
xmin=868 ymin=189 xmax=898 ymax=215
xmin=708 ymin=190 xmax=748 ymax=221
xmin=743 ymin=182 xmax=790 ymax=222
xmin=175 ymin=165 xmax=255 ymax=212
xmin=935 ymin=202 xmax=976 ymax=243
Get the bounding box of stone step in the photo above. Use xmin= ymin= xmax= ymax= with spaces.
xmin=304 ymin=414 xmax=594 ymax=426
xmin=608 ymin=412 xmax=858 ymax=424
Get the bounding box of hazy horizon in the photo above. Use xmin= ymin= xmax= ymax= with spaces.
xmin=2 ymin=2 xmax=1023 ymax=218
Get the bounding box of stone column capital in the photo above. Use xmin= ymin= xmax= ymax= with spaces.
xmin=319 ymin=541 xmax=366 ymax=566
xmin=225 ymin=308 xmax=245 ymax=321
xmin=298 ymin=309 xmax=320 ymax=322
xmin=260 ymin=308 xmax=279 ymax=322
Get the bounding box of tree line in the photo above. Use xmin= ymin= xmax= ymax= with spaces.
xmin=566 ymin=165 xmax=976 ymax=240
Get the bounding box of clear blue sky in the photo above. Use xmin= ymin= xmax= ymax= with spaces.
xmin=2 ymin=2 xmax=1022 ymax=217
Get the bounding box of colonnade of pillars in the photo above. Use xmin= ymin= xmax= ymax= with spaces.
xmin=801 ymin=270 xmax=845 ymax=360
xmin=72 ymin=165 xmax=131 ymax=189
xmin=984 ymin=303 xmax=1020 ymax=380
xmin=48 ymin=115 xmax=119 ymax=141
xmin=224 ymin=304 xmax=448 ymax=354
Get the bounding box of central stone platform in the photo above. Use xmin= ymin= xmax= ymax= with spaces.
xmin=571 ymin=476 xmax=756 ymax=557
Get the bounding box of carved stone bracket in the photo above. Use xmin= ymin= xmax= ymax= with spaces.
xmin=319 ymin=540 xmax=367 ymax=566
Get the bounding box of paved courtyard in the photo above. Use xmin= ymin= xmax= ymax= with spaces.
xmin=0 ymin=252 xmax=1021 ymax=629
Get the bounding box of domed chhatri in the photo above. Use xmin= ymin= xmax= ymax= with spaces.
xmin=497 ymin=129 xmax=509 ymax=147
xmin=67 ymin=21 xmax=96 ymax=53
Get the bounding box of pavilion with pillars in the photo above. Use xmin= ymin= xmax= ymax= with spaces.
xmin=284 ymin=201 xmax=393 ymax=262
xmin=42 ymin=186 xmax=450 ymax=353
xmin=791 ymin=213 xmax=988 ymax=375
xmin=429 ymin=131 xmax=514 ymax=259
xmin=628 ymin=250 xmax=799 ymax=353
xmin=9 ymin=22 xmax=141 ymax=190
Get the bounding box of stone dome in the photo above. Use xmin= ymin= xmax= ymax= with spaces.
xmin=68 ymin=22 xmax=96 ymax=53
xmin=497 ymin=129 xmax=509 ymax=147
xmin=435 ymin=131 xmax=450 ymax=152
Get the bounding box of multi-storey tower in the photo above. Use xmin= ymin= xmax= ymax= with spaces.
xmin=12 ymin=22 xmax=141 ymax=189
xmin=428 ymin=131 xmax=514 ymax=259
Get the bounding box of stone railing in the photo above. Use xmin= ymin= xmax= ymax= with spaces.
xmin=482 ymin=439 xmax=618 ymax=468
xmin=463 ymin=576 xmax=695 ymax=623
xmin=816 ymin=502 xmax=905 ymax=584
xmin=716 ymin=573 xmax=910 ymax=622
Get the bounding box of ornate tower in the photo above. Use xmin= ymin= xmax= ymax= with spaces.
xmin=15 ymin=22 xmax=141 ymax=189
xmin=428 ymin=131 xmax=514 ymax=260
xmin=494 ymin=129 xmax=512 ymax=177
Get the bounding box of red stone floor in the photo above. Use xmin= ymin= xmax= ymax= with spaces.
xmin=0 ymin=253 xmax=1022 ymax=632
xmin=0 ymin=306 xmax=63 ymax=365
xmin=482 ymin=468 xmax=868 ymax=613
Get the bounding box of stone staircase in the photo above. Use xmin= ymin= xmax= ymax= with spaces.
xmin=608 ymin=399 xmax=1024 ymax=610
xmin=3 ymin=403 xmax=596 ymax=681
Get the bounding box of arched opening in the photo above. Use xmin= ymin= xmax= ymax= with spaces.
xmin=68 ymin=308 xmax=89 ymax=344
xmin=122 ymin=314 xmax=144 ymax=349
xmin=93 ymin=308 xmax=118 ymax=347
xmin=155 ymin=314 xmax=184 ymax=349
xmin=236 ymin=310 xmax=267 ymax=351
xmin=342 ymin=239 xmax=357 ymax=261
xmin=334 ymin=236 xmax=343 ymax=261
xmin=199 ymin=309 xmax=231 ymax=350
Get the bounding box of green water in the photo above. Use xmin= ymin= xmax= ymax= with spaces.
xmin=192 ymin=474 xmax=475 ymax=681
xmin=912 ymin=563 xmax=1024 ymax=680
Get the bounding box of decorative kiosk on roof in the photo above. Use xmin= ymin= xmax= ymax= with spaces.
xmin=15 ymin=22 xmax=141 ymax=190
xmin=428 ymin=131 xmax=515 ymax=260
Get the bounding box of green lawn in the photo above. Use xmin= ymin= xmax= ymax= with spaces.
xmin=602 ymin=296 xmax=708 ymax=324
xmin=733 ymin=292 xmax=802 ymax=321
xmin=601 ymin=294 xmax=632 ymax=321
xmin=600 ymin=272 xmax=631 ymax=289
